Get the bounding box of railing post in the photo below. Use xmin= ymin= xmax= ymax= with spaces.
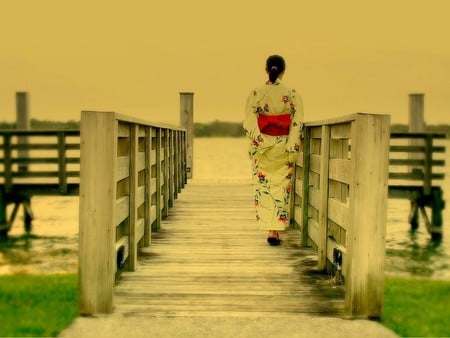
xmin=144 ymin=127 xmax=152 ymax=246
xmin=16 ymin=92 xmax=30 ymax=172
xmin=163 ymin=129 xmax=170 ymax=218
xmin=179 ymin=92 xmax=194 ymax=179
xmin=300 ymin=127 xmax=311 ymax=246
xmin=346 ymin=114 xmax=390 ymax=318
xmin=154 ymin=128 xmax=162 ymax=231
xmin=317 ymin=125 xmax=330 ymax=270
xmin=57 ymin=131 xmax=68 ymax=194
xmin=129 ymin=124 xmax=138 ymax=271
xmin=3 ymin=134 xmax=12 ymax=193
xmin=79 ymin=111 xmax=117 ymax=315
xmin=424 ymin=134 xmax=433 ymax=195
xmin=168 ymin=130 xmax=175 ymax=207
xmin=409 ymin=93 xmax=425 ymax=173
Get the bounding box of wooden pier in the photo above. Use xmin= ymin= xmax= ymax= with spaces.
xmin=388 ymin=132 xmax=446 ymax=240
xmin=0 ymin=109 xmax=446 ymax=321
xmin=114 ymin=180 xmax=346 ymax=318
xmin=0 ymin=129 xmax=80 ymax=235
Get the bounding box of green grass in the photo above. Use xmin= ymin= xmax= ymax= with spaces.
xmin=0 ymin=274 xmax=449 ymax=337
xmin=0 ymin=273 xmax=78 ymax=337
xmin=382 ymin=277 xmax=450 ymax=337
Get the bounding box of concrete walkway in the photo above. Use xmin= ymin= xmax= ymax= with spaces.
xmin=60 ymin=314 xmax=397 ymax=338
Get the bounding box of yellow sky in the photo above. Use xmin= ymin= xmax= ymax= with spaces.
xmin=1 ymin=0 xmax=449 ymax=125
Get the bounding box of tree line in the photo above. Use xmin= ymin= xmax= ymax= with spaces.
xmin=0 ymin=119 xmax=449 ymax=138
xmin=0 ymin=119 xmax=79 ymax=130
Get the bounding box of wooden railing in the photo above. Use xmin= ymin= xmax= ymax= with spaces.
xmin=0 ymin=130 xmax=80 ymax=195
xmin=388 ymin=132 xmax=446 ymax=238
xmin=292 ymin=113 xmax=391 ymax=318
xmin=78 ymin=111 xmax=187 ymax=315
xmin=0 ymin=130 xmax=80 ymax=234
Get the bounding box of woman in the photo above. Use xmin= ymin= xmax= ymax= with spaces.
xmin=243 ymin=55 xmax=303 ymax=245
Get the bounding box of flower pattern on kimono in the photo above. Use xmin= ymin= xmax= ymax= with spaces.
xmin=243 ymin=79 xmax=304 ymax=230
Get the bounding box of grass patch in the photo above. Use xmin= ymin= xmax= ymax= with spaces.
xmin=1 ymin=274 xmax=449 ymax=337
xmin=0 ymin=273 xmax=78 ymax=337
xmin=382 ymin=277 xmax=450 ymax=337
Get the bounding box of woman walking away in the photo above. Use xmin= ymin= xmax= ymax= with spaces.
xmin=243 ymin=55 xmax=303 ymax=245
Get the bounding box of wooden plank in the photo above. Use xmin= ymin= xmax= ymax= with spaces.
xmin=346 ymin=114 xmax=390 ymax=318
xmin=136 ymin=218 xmax=145 ymax=244
xmin=162 ymin=129 xmax=170 ymax=217
xmin=116 ymin=156 xmax=130 ymax=181
xmin=144 ymin=127 xmax=152 ymax=246
xmin=300 ymin=127 xmax=311 ymax=246
xmin=318 ymin=125 xmax=330 ymax=270
xmin=137 ymin=152 xmax=145 ymax=172
xmin=329 ymin=159 xmax=351 ymax=185
xmin=136 ymin=185 xmax=145 ymax=208
xmin=79 ymin=111 xmax=117 ymax=315
xmin=307 ymin=218 xmax=319 ymax=245
xmin=389 ymin=145 xmax=445 ymax=153
xmin=129 ymin=124 xmax=138 ymax=271
xmin=389 ymin=159 xmax=445 ymax=166
xmin=330 ymin=123 xmax=351 ymax=139
xmin=118 ymin=122 xmax=130 ymax=137
xmin=115 ymin=196 xmax=129 ymax=226
xmin=389 ymin=172 xmax=445 ymax=180
xmin=309 ymin=154 xmax=320 ymax=174
xmin=3 ymin=134 xmax=12 ymax=192
xmin=58 ymin=132 xmax=68 ymax=194
xmin=113 ymin=181 xmax=345 ymax=318
xmin=309 ymin=188 xmax=320 ymax=210
xmin=154 ymin=128 xmax=162 ymax=230
xmin=328 ymin=198 xmax=349 ymax=231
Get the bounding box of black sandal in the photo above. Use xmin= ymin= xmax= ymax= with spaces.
xmin=267 ymin=231 xmax=281 ymax=245
xmin=267 ymin=237 xmax=281 ymax=245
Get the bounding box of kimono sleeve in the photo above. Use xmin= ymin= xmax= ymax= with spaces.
xmin=243 ymin=90 xmax=274 ymax=158
xmin=286 ymin=89 xmax=304 ymax=161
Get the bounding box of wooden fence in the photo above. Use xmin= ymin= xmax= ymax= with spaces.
xmin=0 ymin=130 xmax=80 ymax=234
xmin=388 ymin=133 xmax=446 ymax=238
xmin=292 ymin=113 xmax=391 ymax=318
xmin=0 ymin=130 xmax=80 ymax=194
xmin=79 ymin=111 xmax=187 ymax=315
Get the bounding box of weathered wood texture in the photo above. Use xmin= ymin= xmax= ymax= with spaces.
xmin=389 ymin=132 xmax=446 ymax=197
xmin=114 ymin=180 xmax=345 ymax=318
xmin=293 ymin=113 xmax=391 ymax=318
xmin=79 ymin=111 xmax=187 ymax=315
xmin=0 ymin=129 xmax=80 ymax=194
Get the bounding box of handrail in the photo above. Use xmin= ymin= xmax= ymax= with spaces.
xmin=292 ymin=113 xmax=391 ymax=318
xmin=0 ymin=129 xmax=80 ymax=194
xmin=78 ymin=111 xmax=187 ymax=315
xmin=389 ymin=132 xmax=446 ymax=196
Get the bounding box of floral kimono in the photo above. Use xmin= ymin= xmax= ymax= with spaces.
xmin=243 ymin=79 xmax=303 ymax=231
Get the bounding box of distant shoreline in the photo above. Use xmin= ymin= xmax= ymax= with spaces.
xmin=1 ymin=119 xmax=449 ymax=138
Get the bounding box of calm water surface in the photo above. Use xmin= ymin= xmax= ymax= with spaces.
xmin=1 ymin=137 xmax=449 ymax=280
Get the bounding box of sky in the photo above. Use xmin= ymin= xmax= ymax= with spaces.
xmin=1 ymin=0 xmax=449 ymax=126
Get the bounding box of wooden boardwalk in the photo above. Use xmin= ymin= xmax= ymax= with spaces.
xmin=113 ymin=180 xmax=345 ymax=318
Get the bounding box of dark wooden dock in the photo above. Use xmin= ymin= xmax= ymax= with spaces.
xmin=113 ymin=180 xmax=345 ymax=317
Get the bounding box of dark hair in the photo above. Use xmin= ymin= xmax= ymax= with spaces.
xmin=266 ymin=55 xmax=286 ymax=83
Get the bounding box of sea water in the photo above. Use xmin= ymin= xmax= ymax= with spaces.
xmin=1 ymin=137 xmax=449 ymax=280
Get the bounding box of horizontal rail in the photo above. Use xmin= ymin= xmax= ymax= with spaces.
xmin=388 ymin=132 xmax=446 ymax=195
xmin=78 ymin=111 xmax=187 ymax=315
xmin=0 ymin=130 xmax=80 ymax=194
xmin=293 ymin=113 xmax=390 ymax=318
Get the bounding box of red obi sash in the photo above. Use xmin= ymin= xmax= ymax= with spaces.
xmin=257 ymin=114 xmax=291 ymax=136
